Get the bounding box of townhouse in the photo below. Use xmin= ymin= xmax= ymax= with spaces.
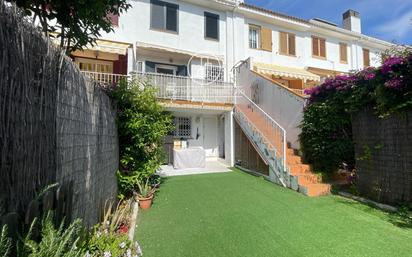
xmin=72 ymin=0 xmax=393 ymax=194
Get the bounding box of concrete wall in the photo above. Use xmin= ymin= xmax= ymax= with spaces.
xmin=236 ymin=59 xmax=305 ymax=149
xmin=0 ymin=3 xmax=118 ymax=227
xmin=352 ymin=109 xmax=412 ymax=205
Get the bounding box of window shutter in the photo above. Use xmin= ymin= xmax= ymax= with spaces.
xmin=363 ymin=48 xmax=370 ymax=67
xmin=288 ymin=33 xmax=295 ymax=55
xmin=279 ymin=32 xmax=288 ymax=54
xmin=205 ymin=12 xmax=219 ymax=40
xmin=340 ymin=43 xmax=348 ymax=63
xmin=151 ymin=0 xmax=165 ymax=30
xmin=312 ymin=37 xmax=319 ymax=56
xmin=166 ymin=4 xmax=178 ymax=32
xmin=260 ymin=27 xmax=272 ymax=52
xmin=319 ymin=38 xmax=326 ymax=57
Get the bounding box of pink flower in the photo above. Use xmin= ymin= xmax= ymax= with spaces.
xmin=384 ymin=78 xmax=403 ymax=90
xmin=381 ymin=56 xmax=405 ymax=74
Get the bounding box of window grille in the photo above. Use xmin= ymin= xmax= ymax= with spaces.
xmin=205 ymin=64 xmax=224 ymax=82
xmin=172 ymin=117 xmax=192 ymax=138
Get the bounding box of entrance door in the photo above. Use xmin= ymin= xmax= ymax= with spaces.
xmin=203 ymin=117 xmax=218 ymax=157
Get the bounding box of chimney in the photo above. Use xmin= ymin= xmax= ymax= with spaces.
xmin=343 ymin=10 xmax=361 ymax=33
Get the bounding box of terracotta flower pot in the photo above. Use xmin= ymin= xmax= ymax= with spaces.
xmin=138 ymin=195 xmax=153 ymax=210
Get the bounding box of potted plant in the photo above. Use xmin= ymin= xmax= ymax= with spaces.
xmin=136 ymin=179 xmax=156 ymax=210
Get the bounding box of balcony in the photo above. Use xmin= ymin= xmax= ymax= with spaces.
xmin=81 ymin=71 xmax=129 ymax=86
xmin=82 ymin=71 xmax=235 ymax=105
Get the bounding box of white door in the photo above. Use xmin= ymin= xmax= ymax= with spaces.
xmin=203 ymin=117 xmax=218 ymax=157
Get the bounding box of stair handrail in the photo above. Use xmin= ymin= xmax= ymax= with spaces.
xmin=236 ymin=88 xmax=287 ymax=172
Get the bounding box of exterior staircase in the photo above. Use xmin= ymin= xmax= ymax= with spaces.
xmin=234 ymin=90 xmax=330 ymax=197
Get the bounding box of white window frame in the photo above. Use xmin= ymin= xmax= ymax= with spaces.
xmin=136 ymin=61 xmax=144 ymax=72
xmin=249 ymin=25 xmax=261 ymax=49
xmin=155 ymin=64 xmax=177 ymax=75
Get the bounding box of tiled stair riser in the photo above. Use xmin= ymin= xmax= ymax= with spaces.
xmin=234 ymin=108 xmax=331 ymax=197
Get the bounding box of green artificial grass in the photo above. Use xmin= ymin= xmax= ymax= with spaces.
xmin=135 ymin=170 xmax=412 ymax=257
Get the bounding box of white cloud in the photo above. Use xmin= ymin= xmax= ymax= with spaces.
xmin=374 ymin=10 xmax=412 ymax=42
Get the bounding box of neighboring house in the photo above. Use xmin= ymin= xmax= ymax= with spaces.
xmin=71 ymin=0 xmax=393 ymax=195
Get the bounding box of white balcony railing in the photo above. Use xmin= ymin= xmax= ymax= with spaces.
xmin=81 ymin=71 xmax=234 ymax=104
xmin=132 ymin=72 xmax=234 ymax=104
xmin=81 ymin=71 xmax=129 ymax=86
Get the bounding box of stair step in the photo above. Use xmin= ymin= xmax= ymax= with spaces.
xmin=289 ymin=164 xmax=310 ymax=175
xmin=286 ymin=148 xmax=295 ymax=155
xmin=286 ymin=155 xmax=301 ymax=165
xmin=235 ymin=107 xmax=332 ymax=198
xmin=301 ymin=183 xmax=331 ymax=197
xmin=296 ymin=174 xmax=319 ymax=185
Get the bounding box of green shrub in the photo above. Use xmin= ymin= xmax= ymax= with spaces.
xmin=300 ymin=50 xmax=412 ymax=173
xmin=109 ymin=79 xmax=174 ymax=199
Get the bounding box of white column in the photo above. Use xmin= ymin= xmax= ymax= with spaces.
xmin=224 ymin=110 xmax=235 ymax=166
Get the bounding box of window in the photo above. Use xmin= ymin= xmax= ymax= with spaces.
xmin=312 ymin=36 xmax=326 ymax=59
xmin=205 ymin=64 xmax=224 ymax=82
xmin=150 ymin=0 xmax=178 ymax=32
xmin=172 ymin=117 xmax=191 ymax=138
xmin=205 ymin=12 xmax=219 ymax=40
xmin=363 ymin=48 xmax=370 ymax=67
xmin=75 ymin=58 xmax=113 ymax=73
xmin=339 ymin=43 xmax=348 ymax=63
xmin=249 ymin=25 xmax=260 ymax=49
xmin=279 ymin=32 xmax=296 ymax=56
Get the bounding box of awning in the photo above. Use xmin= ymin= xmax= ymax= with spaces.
xmin=307 ymin=67 xmax=347 ymax=78
xmin=90 ymin=39 xmax=132 ymax=55
xmin=49 ymin=33 xmax=132 ymax=55
xmin=136 ymin=41 xmax=224 ymax=61
xmin=254 ymin=62 xmax=321 ymax=82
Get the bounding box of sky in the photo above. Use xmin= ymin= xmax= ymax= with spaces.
xmin=246 ymin=0 xmax=412 ymax=45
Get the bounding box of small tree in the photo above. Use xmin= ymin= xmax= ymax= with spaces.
xmin=8 ymin=0 xmax=130 ymax=53
xmin=109 ymin=79 xmax=174 ymax=199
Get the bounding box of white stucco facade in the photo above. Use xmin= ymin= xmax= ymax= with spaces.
xmin=99 ymin=0 xmax=391 ymax=78
xmin=94 ymin=0 xmax=393 ymax=168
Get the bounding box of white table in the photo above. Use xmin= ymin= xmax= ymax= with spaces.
xmin=173 ymin=147 xmax=206 ymax=169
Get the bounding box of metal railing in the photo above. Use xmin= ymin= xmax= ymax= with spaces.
xmin=235 ymin=89 xmax=287 ymax=173
xmin=132 ymin=72 xmax=234 ymax=104
xmin=81 ymin=71 xmax=234 ymax=104
xmin=81 ymin=71 xmax=129 ymax=86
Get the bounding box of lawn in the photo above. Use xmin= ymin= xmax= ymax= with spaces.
xmin=135 ymin=169 xmax=412 ymax=257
